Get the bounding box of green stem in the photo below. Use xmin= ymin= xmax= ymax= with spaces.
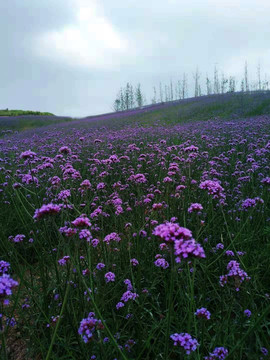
xmin=45 ymin=282 xmax=70 ymax=360
xmin=164 ymin=250 xmax=174 ymax=359
xmin=80 ymin=277 xmax=129 ymax=360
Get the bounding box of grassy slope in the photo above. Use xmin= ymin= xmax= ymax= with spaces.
xmin=0 ymin=109 xmax=55 ymax=116
xmin=1 ymin=91 xmax=270 ymax=135
xmin=122 ymin=91 xmax=270 ymax=128
xmin=69 ymin=91 xmax=270 ymax=133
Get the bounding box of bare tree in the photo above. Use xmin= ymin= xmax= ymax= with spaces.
xmin=244 ymin=61 xmax=249 ymax=92
xmin=194 ymin=67 xmax=200 ymax=97
xmin=182 ymin=73 xmax=188 ymax=99
xmin=221 ymin=73 xmax=228 ymax=94
xmin=241 ymin=79 xmax=245 ymax=93
xmin=214 ymin=66 xmax=220 ymax=94
xmin=229 ymin=77 xmax=236 ymax=92
xmin=170 ymin=79 xmax=174 ymax=101
xmin=159 ymin=82 xmax=164 ymax=102
xmin=129 ymin=84 xmax=135 ymax=108
xmin=206 ymin=74 xmax=212 ymax=95
xmin=152 ymin=86 xmax=157 ymax=104
xmin=113 ymin=99 xmax=121 ymax=112
xmin=257 ymin=62 xmax=262 ymax=90
xmin=135 ymin=83 xmax=143 ymax=107
xmin=165 ymin=85 xmax=169 ymax=102
xmin=263 ymin=74 xmax=269 ymax=90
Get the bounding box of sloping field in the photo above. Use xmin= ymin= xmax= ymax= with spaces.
xmin=0 ymin=93 xmax=269 ymax=359
xmin=2 ymin=91 xmax=270 ymax=136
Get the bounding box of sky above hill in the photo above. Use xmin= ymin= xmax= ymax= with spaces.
xmin=1 ymin=0 xmax=270 ymax=117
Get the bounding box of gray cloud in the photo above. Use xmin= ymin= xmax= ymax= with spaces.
xmin=1 ymin=0 xmax=270 ymax=117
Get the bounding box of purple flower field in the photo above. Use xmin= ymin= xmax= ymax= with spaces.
xmin=0 ymin=112 xmax=269 ymax=359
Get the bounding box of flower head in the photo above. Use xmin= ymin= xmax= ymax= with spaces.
xmin=104 ymin=272 xmax=115 ymax=283
xmin=34 ymin=203 xmax=61 ymax=220
xmin=195 ymin=307 xmax=211 ymax=320
xmin=170 ymin=333 xmax=199 ymax=355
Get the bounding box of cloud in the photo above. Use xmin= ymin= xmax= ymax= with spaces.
xmin=33 ymin=0 xmax=132 ymax=70
xmin=1 ymin=0 xmax=270 ymax=116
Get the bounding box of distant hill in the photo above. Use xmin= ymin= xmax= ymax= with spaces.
xmin=1 ymin=91 xmax=270 ymax=135
xmin=0 ymin=109 xmax=55 ymax=116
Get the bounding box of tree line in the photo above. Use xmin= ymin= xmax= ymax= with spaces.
xmin=113 ymin=62 xmax=270 ymax=111
xmin=113 ymin=83 xmax=147 ymax=112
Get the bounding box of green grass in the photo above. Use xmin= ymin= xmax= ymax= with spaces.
xmin=0 ymin=109 xmax=55 ymax=116
xmin=126 ymin=92 xmax=270 ymax=128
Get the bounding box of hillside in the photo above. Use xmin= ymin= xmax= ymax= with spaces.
xmin=0 ymin=109 xmax=55 ymax=117
xmin=0 ymin=91 xmax=269 ymax=359
xmin=1 ymin=91 xmax=270 ymax=136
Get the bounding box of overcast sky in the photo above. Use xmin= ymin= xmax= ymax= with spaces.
xmin=1 ymin=0 xmax=270 ymax=117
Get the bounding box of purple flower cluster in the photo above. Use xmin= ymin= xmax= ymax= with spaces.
xmin=188 ymin=203 xmax=203 ymax=213
xmin=153 ymin=222 xmax=205 ymax=263
xmin=0 ymin=274 xmax=19 ymax=305
xmin=241 ymin=197 xmax=264 ymax=210
xmin=19 ymin=150 xmax=37 ymax=159
xmin=96 ymin=263 xmax=105 ymax=270
xmin=174 ymin=238 xmax=206 ymax=263
xmin=205 ymin=347 xmax=228 ymax=359
xmin=244 ymin=309 xmax=252 ymax=318
xmin=121 ymin=290 xmax=139 ymax=303
xmin=220 ymin=260 xmax=250 ymax=291
xmin=104 ymin=232 xmax=121 ymax=244
xmin=195 ymin=307 xmax=211 ymax=320
xmin=78 ymin=312 xmax=103 ymax=343
xmin=0 ymin=260 xmax=10 ymax=275
xmin=128 ymin=173 xmax=147 ymax=183
xmin=170 ymin=333 xmax=199 ymax=354
xmin=154 ymin=257 xmax=169 ymax=269
xmin=130 ymin=258 xmax=139 ymax=266
xmin=199 ymin=180 xmax=225 ymax=199
xmin=72 ymin=215 xmax=91 ymax=227
xmin=58 ymin=256 xmax=70 ymax=266
xmin=153 ymin=222 xmax=192 ymax=243
xmin=104 ymin=272 xmax=115 ymax=283
xmin=9 ymin=234 xmax=25 ymax=243
xmin=33 ymin=203 xmax=61 ymax=220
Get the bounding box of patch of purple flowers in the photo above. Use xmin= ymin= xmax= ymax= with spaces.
xmin=170 ymin=333 xmax=199 ymax=354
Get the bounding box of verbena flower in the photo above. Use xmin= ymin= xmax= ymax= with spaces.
xmin=72 ymin=215 xmax=91 ymax=227
xmin=154 ymin=258 xmax=169 ymax=269
xmin=153 ymin=222 xmax=192 ymax=243
xmin=104 ymin=272 xmax=115 ymax=283
xmin=244 ymin=309 xmax=251 ymax=318
xmin=0 ymin=261 xmax=10 ymax=275
xmin=78 ymin=312 xmax=103 ymax=343
xmin=188 ymin=203 xmax=203 ymax=213
xmin=104 ymin=232 xmax=121 ymax=244
xmin=59 ymin=146 xmax=71 ymax=154
xmin=58 ymin=256 xmax=70 ymax=266
xmin=19 ymin=150 xmax=37 ymax=159
xmin=205 ymin=347 xmax=228 ymax=359
xmin=96 ymin=263 xmax=105 ymax=270
xmin=0 ymin=274 xmax=19 ymax=305
xmin=199 ymin=180 xmax=225 ymax=199
xmin=195 ymin=307 xmax=211 ymax=320
xmin=174 ymin=238 xmax=206 ymax=262
xmin=34 ymin=203 xmax=61 ymax=220
xmin=116 ymin=302 xmax=125 ymax=310
xmin=121 ymin=290 xmax=139 ymax=303
xmin=130 ymin=258 xmax=139 ymax=266
xmin=170 ymin=333 xmax=199 ymax=354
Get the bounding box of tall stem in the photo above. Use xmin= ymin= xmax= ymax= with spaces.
xmin=164 ymin=250 xmax=175 ymax=359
